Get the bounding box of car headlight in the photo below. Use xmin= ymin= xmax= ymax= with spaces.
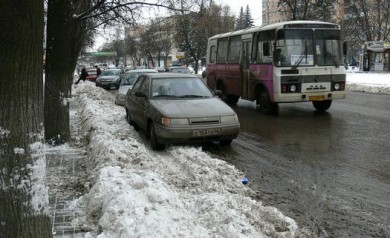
xmin=220 ymin=115 xmax=238 ymax=123
xmin=162 ymin=117 xmax=189 ymax=126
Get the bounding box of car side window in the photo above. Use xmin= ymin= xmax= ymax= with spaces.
xmin=132 ymin=76 xmax=144 ymax=91
xmin=140 ymin=77 xmax=150 ymax=96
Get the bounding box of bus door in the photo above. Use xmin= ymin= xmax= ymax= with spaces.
xmin=241 ymin=40 xmax=251 ymax=98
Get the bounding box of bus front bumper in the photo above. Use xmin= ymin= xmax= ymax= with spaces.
xmin=273 ymin=91 xmax=346 ymax=103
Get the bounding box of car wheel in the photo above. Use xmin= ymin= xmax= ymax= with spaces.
xmin=219 ymin=139 xmax=232 ymax=146
xmin=149 ymin=122 xmax=165 ymax=150
xmin=257 ymin=87 xmax=278 ymax=114
xmin=125 ymin=108 xmax=131 ymax=124
xmin=312 ymin=100 xmax=332 ymax=112
xmin=126 ymin=108 xmax=138 ymax=130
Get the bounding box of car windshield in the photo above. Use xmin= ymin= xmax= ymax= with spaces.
xmin=101 ymin=69 xmax=121 ymax=76
xmin=151 ymin=77 xmax=213 ymax=99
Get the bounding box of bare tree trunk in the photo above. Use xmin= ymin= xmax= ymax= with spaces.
xmin=0 ymin=1 xmax=52 ymax=237
xmin=44 ymin=0 xmax=74 ymax=144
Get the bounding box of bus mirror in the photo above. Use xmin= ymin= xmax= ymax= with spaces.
xmin=263 ymin=42 xmax=270 ymax=56
xmin=343 ymin=41 xmax=348 ymax=56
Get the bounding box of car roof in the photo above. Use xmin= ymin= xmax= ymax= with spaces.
xmin=148 ymin=73 xmax=199 ymax=79
xmin=125 ymin=69 xmax=158 ymax=73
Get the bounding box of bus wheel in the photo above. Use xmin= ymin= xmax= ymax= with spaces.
xmin=312 ymin=100 xmax=332 ymax=112
xmin=257 ymin=88 xmax=278 ymax=114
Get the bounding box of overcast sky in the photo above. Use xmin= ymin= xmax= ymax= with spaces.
xmin=92 ymin=0 xmax=262 ymax=51
xmin=218 ymin=0 xmax=262 ymax=25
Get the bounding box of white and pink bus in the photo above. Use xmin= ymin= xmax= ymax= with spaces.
xmin=206 ymin=21 xmax=347 ymax=113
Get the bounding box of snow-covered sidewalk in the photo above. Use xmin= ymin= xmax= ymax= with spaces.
xmin=47 ymin=72 xmax=389 ymax=237
xmin=62 ymin=83 xmax=300 ymax=237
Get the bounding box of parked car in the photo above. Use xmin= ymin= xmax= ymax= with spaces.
xmin=166 ymin=66 xmax=191 ymax=74
xmin=124 ymin=73 xmax=240 ymax=150
xmin=95 ymin=63 xmax=109 ymax=70
xmin=95 ymin=68 xmax=122 ymax=89
xmin=86 ymin=68 xmax=98 ymax=81
xmin=115 ymin=69 xmax=158 ymax=106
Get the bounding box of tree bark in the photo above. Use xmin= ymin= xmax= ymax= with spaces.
xmin=0 ymin=1 xmax=52 ymax=237
xmin=44 ymin=0 xmax=74 ymax=144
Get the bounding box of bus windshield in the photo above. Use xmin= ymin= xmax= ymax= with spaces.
xmin=274 ymin=29 xmax=342 ymax=67
xmin=315 ymin=29 xmax=343 ymax=67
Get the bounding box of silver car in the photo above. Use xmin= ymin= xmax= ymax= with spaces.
xmin=115 ymin=69 xmax=158 ymax=106
xmin=125 ymin=73 xmax=240 ymax=150
xmin=95 ymin=68 xmax=122 ymax=89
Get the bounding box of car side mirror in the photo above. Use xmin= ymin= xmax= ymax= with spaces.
xmin=135 ymin=91 xmax=147 ymax=98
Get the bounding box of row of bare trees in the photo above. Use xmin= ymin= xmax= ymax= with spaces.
xmin=0 ymin=0 xmax=236 ymax=236
xmin=272 ymin=0 xmax=390 ymax=51
xmin=101 ymin=2 xmax=235 ymax=74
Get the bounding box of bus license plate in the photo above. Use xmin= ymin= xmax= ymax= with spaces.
xmin=309 ymin=95 xmax=325 ymax=101
xmin=193 ymin=128 xmax=221 ymax=137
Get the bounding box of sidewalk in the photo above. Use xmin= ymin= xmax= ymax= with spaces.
xmin=46 ymin=97 xmax=88 ymax=237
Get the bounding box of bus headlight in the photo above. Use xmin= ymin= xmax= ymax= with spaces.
xmin=334 ymin=83 xmax=340 ymax=90
xmin=290 ymin=85 xmax=297 ymax=92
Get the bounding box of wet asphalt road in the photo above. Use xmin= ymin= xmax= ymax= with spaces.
xmin=207 ymin=91 xmax=390 ymax=238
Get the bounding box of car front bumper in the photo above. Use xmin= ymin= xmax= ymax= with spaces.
xmin=115 ymin=94 xmax=125 ymax=106
xmin=154 ymin=122 xmax=240 ymax=144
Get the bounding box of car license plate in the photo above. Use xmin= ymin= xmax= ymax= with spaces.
xmin=309 ymin=95 xmax=325 ymax=101
xmin=193 ymin=128 xmax=221 ymax=137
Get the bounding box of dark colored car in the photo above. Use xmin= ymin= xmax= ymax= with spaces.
xmin=95 ymin=69 xmax=122 ymax=89
xmin=124 ymin=73 xmax=240 ymax=150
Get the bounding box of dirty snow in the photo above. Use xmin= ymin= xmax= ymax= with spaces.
xmin=45 ymin=72 xmax=390 ymax=237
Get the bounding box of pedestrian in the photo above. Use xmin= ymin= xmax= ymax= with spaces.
xmin=75 ymin=67 xmax=88 ymax=84
xmin=95 ymin=65 xmax=101 ymax=78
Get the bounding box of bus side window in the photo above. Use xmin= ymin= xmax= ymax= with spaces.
xmin=256 ymin=30 xmax=275 ymax=64
xmin=217 ymin=38 xmax=229 ymax=63
xmin=209 ymin=45 xmax=216 ymax=63
xmin=263 ymin=42 xmax=270 ymax=56
xmin=228 ymin=36 xmax=241 ymax=63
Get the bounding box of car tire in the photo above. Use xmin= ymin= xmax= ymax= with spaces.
xmin=312 ymin=100 xmax=332 ymax=112
xmin=126 ymin=108 xmax=138 ymax=130
xmin=219 ymin=139 xmax=232 ymax=146
xmin=149 ymin=122 xmax=165 ymax=150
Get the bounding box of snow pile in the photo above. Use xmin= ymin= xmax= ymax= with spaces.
xmin=69 ymin=82 xmax=299 ymax=237
xmin=346 ymin=72 xmax=390 ymax=94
